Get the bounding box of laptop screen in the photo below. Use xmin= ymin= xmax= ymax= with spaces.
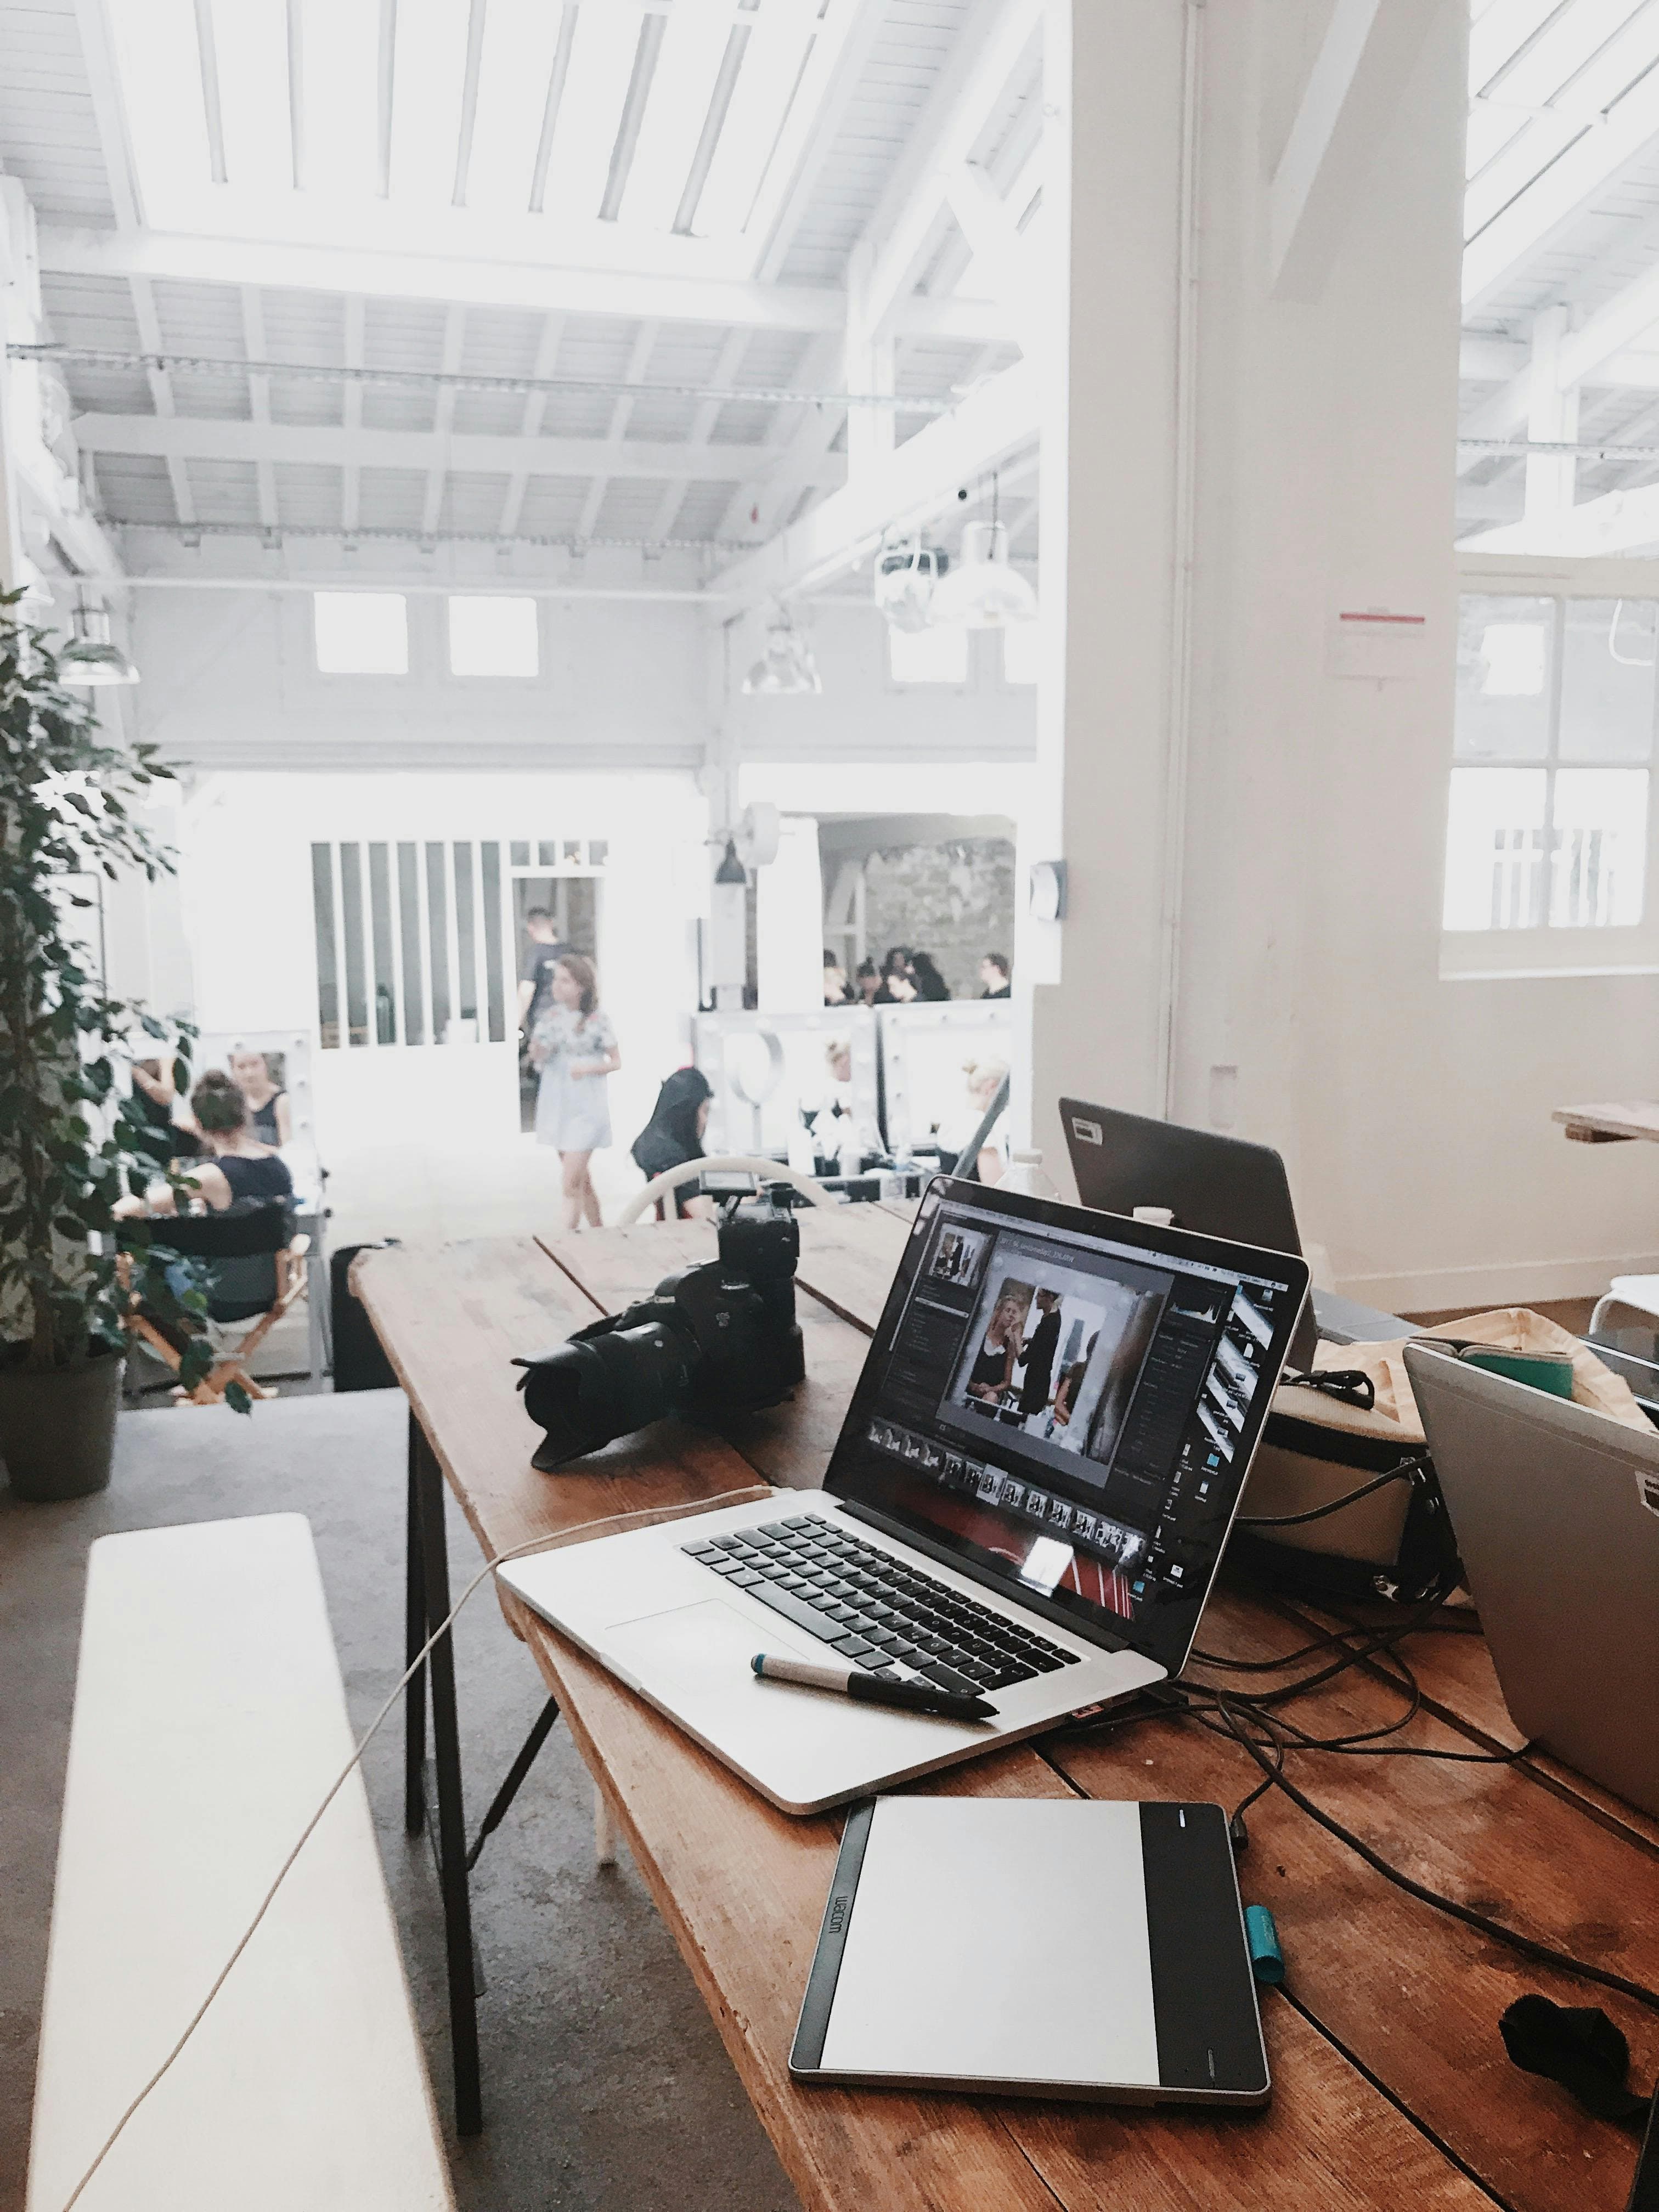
xmin=825 ymin=1178 xmax=1309 ymax=1674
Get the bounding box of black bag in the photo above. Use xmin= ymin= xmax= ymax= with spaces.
xmin=330 ymin=1242 xmax=400 ymax=1393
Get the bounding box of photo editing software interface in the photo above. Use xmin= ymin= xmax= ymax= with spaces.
xmin=830 ymin=1194 xmax=1299 ymax=1668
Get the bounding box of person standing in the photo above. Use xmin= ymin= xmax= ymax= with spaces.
xmin=1019 ymin=1288 xmax=1063 ymax=1423
xmin=911 ymin=950 xmax=951 ymax=1001
xmin=517 ymin=907 xmax=577 ymax=1036
xmin=980 ymin=952 xmax=1011 ymax=999
xmin=530 ymin=953 xmax=620 ymax=1234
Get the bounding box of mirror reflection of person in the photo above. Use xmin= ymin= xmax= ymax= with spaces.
xmin=911 ymin=951 xmax=951 ymax=1002
xmin=823 ymin=950 xmax=852 ymax=1006
xmin=530 ymin=953 xmax=620 ymax=1235
xmin=116 ymin=1073 xmax=293 ymax=1217
xmin=966 ymin=1294 xmax=1023 ymax=1406
xmin=980 ymin=952 xmax=1011 ymax=1000
xmin=854 ymin=959 xmax=881 ymax=1006
xmin=229 ymin=1048 xmax=291 ymax=1148
xmin=1019 ymin=1289 xmax=1064 ymax=1420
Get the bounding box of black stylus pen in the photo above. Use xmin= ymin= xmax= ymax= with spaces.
xmin=752 ymin=1652 xmax=995 ymax=1722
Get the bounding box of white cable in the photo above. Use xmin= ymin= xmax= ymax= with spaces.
xmin=55 ymin=1485 xmax=764 ymax=2211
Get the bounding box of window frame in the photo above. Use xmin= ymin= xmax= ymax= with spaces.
xmin=1443 ymin=555 xmax=1659 ymax=979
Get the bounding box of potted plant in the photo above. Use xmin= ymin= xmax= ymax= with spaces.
xmin=0 ymin=589 xmax=222 ymax=1502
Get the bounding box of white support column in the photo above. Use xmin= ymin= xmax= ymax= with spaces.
xmin=1025 ymin=0 xmax=1190 ymax=1153
xmin=1523 ymin=306 xmax=1578 ymax=524
xmin=341 ymin=296 xmax=365 ymax=538
xmin=843 ymin=239 xmax=895 ymax=488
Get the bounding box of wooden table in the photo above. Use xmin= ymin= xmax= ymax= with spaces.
xmin=355 ymin=1208 xmax=1659 ymax=2212
xmin=1555 ymin=1101 xmax=1659 ymax=1144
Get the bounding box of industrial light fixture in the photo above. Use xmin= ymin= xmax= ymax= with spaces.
xmin=58 ymin=603 xmax=140 ymax=687
xmin=742 ymin=608 xmax=821 ymax=696
xmin=929 ymin=478 xmax=1037 ymax=630
xmin=714 ymin=838 xmax=748 ymax=886
xmin=874 ymin=534 xmax=949 ymax=633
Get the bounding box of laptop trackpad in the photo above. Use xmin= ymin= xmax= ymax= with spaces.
xmin=603 ymin=1599 xmax=984 ymax=1808
xmin=606 ymin=1596 xmax=817 ymax=1685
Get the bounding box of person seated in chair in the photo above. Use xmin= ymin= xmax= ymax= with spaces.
xmin=117 ymin=1071 xmax=294 ymax=1217
xmin=631 ymin=1066 xmax=715 ymax=1220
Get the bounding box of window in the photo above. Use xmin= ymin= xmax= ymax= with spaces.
xmin=1001 ymin=621 xmax=1040 ymax=685
xmin=888 ymin=624 xmax=968 ymax=686
xmin=447 ymin=595 xmax=539 ymax=677
xmin=313 ymin=592 xmax=409 ymax=675
xmin=1443 ymin=595 xmax=1655 ymax=957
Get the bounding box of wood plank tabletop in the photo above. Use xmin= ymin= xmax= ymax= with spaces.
xmin=1554 ymin=1099 xmax=1659 ymax=1143
xmin=355 ymin=1212 xmax=1659 ymax=2212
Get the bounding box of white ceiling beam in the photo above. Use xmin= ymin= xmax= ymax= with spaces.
xmin=714 ymin=333 xmax=840 ymax=544
xmin=941 ymin=162 xmax=1035 ymax=320
xmin=657 ymin=328 xmax=749 ymax=541
xmin=70 ymin=0 xmax=142 ymax=229
xmin=239 ymin=288 xmax=279 ymax=532
xmin=421 ymin=305 xmax=467 ymax=539
xmin=72 ymin=412 xmax=850 ymax=489
xmin=1556 ymin=260 xmax=1659 ymax=394
xmin=498 ymin=313 xmax=567 ymax=540
xmin=751 ymin=0 xmax=894 ymax=283
xmin=40 ymin=225 xmax=843 ymax=334
xmin=341 ymin=296 xmax=364 ymax=535
xmin=575 ymin=319 xmax=661 ymax=544
xmin=1460 ymin=331 xmax=1659 ymax=392
xmin=708 ymin=354 xmax=1037 ymax=606
xmin=1459 ymin=477 xmax=1659 ymax=558
xmin=126 ymin=278 xmax=195 ymax=527
xmin=1463 ymin=72 xmax=1659 ymax=315
xmin=857 ymin=0 xmax=1042 ymax=338
xmin=1268 ymin=0 xmax=1444 ymax=302
xmin=37 ymin=225 xmax=1007 ymax=340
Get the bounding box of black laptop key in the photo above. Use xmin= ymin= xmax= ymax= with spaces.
xmin=729 ymin=1570 xmax=763 ymax=1588
xmin=918 ymin=1661 xmax=981 ymax=1697
xmin=832 ymin=1635 xmax=877 ymax=1660
xmin=747 ymin=1584 xmax=849 ymax=1646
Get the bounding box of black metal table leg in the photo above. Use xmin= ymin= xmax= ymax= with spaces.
xmin=405 ymin=1418 xmax=426 ymax=1838
xmin=411 ymin=1413 xmax=484 ymax=2137
xmin=467 ymin=1696 xmax=561 ymax=1872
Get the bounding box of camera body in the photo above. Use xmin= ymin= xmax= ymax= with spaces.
xmin=517 ymin=1194 xmax=805 ymax=1470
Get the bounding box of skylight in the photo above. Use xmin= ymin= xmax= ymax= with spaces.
xmin=106 ymin=0 xmax=835 ymax=261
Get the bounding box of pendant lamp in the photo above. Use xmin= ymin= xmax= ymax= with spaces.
xmin=59 ymin=604 xmax=140 ymax=687
xmin=927 ymin=518 xmax=1037 ymax=630
xmin=742 ymin=611 xmax=821 ymax=696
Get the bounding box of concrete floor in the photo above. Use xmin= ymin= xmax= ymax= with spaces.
xmin=0 ymin=1391 xmax=798 ymax=2212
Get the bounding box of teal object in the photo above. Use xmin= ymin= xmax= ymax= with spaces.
xmin=1457 ymin=1347 xmax=1575 ymax=1400
xmin=1245 ymin=1905 xmax=1284 ymax=1985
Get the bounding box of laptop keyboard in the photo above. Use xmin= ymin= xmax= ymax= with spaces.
xmin=681 ymin=1513 xmax=1081 ymax=1700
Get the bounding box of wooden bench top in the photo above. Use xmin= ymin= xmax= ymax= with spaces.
xmin=28 ymin=1515 xmax=455 ymax=2212
xmin=354 ymin=1211 xmax=1659 ymax=2212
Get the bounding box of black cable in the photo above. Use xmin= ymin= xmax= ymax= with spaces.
xmin=1165 ymin=1685 xmax=1659 ymax=2017
xmin=1233 ymin=1458 xmax=1423 ymax=1527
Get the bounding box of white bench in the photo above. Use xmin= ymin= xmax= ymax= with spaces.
xmin=27 ymin=1515 xmax=456 ymax=2211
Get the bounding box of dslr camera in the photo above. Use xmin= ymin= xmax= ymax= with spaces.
xmin=516 ymin=1189 xmax=805 ymax=1470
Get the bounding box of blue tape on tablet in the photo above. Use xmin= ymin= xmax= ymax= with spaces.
xmin=1245 ymin=1905 xmax=1285 ymax=1985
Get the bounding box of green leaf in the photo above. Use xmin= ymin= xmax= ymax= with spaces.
xmin=223 ymin=1381 xmax=255 ymax=1416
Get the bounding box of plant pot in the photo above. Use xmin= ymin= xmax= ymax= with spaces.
xmin=0 ymin=1348 xmax=124 ymax=1502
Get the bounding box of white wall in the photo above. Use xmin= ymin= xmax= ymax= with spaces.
xmin=132 ymin=589 xmax=709 ymax=774
xmin=1033 ymin=0 xmax=1659 ymax=1313
xmin=173 ymin=769 xmax=706 ymax=1161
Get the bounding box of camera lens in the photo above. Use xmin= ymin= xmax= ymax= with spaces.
xmin=523 ymin=1318 xmax=696 ymax=1469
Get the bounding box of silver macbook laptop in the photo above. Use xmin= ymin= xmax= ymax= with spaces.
xmin=1404 ymin=1342 xmax=1659 ymax=1819
xmin=501 ymin=1177 xmax=1310 ymax=1814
